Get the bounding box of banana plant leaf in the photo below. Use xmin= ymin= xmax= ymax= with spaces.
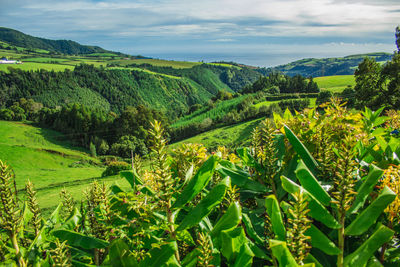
xmin=51 ymin=229 xmax=108 ymax=249
xmin=265 ymin=195 xmax=286 ymax=241
xmin=211 ymin=201 xmax=242 ymax=237
xmin=344 ymin=224 xmax=394 ymax=267
xmin=220 ymin=227 xmax=247 ymax=263
xmin=348 ymin=164 xmax=383 ymax=215
xmin=242 ymin=213 xmax=264 ymax=245
xmin=120 ymin=170 xmax=155 ymax=195
xmin=284 ymin=125 xmax=319 ymax=174
xmin=281 ymin=176 xmax=341 ymax=229
xmin=217 ymin=160 xmax=267 ymax=193
xmin=305 ymin=225 xmax=340 ymax=255
xmin=295 ymin=160 xmax=331 ymax=206
xmin=107 ymin=239 xmax=138 ymax=267
xmin=269 ymin=239 xmax=298 ymax=267
xmin=172 ymin=155 xmax=220 ymax=209
xmin=176 ymin=177 xmax=230 ymax=231
xmin=345 ymin=186 xmax=396 ymax=236
xmin=139 ymin=241 xmax=179 ymax=267
xmin=59 ymin=207 xmax=82 ymax=231
xmin=233 ymin=243 xmax=254 ymax=267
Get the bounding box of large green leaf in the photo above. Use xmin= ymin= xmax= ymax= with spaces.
xmin=21 ymin=201 xmax=34 ymax=228
xmin=176 ymin=177 xmax=230 ymax=231
xmin=172 ymin=155 xmax=220 ymax=209
xmin=242 ymin=213 xmax=264 ymax=245
xmin=348 ymin=164 xmax=383 ymax=214
xmin=305 ymin=225 xmax=340 ymax=255
xmin=281 ymin=176 xmax=341 ymax=229
xmin=120 ymin=170 xmax=155 ymax=195
xmin=108 ymin=239 xmax=138 ymax=267
xmin=217 ymin=160 xmax=266 ymax=193
xmin=269 ymin=239 xmax=298 ymax=267
xmin=220 ymin=227 xmax=247 ymax=263
xmin=295 ymin=160 xmax=331 ymax=206
xmin=211 ymin=202 xmax=242 ymax=237
xmin=284 ymin=125 xmax=319 ymax=174
xmin=51 ymin=230 xmax=108 ymax=249
xmin=59 ymin=207 xmax=82 ymax=230
xmin=180 ymin=248 xmax=200 ymax=267
xmin=304 ymin=254 xmax=323 ymax=267
xmin=344 ymin=225 xmax=394 ymax=267
xmin=345 ymin=186 xmax=396 ymax=236
xmin=233 ymin=243 xmax=254 ymax=267
xmin=236 ymin=147 xmax=258 ymax=169
xmin=140 ymin=241 xmax=178 ymax=267
xmin=265 ymin=195 xmax=286 ymax=241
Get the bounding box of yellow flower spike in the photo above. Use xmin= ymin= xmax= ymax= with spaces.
xmin=381 ymin=165 xmax=400 ymax=225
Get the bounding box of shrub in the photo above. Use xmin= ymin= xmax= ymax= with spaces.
xmin=101 ymin=161 xmax=131 ymax=177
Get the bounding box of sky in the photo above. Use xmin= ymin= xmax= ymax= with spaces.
xmin=1 ymin=0 xmax=399 ymax=67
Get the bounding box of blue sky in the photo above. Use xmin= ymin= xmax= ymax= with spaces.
xmin=1 ymin=0 xmax=399 ymax=66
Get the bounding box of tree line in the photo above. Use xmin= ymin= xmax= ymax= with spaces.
xmin=0 ymin=98 xmax=168 ymax=158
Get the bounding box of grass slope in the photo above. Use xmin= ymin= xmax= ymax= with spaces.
xmin=263 ymin=53 xmax=392 ymax=77
xmin=314 ymin=75 xmax=355 ymax=93
xmin=0 ymin=120 xmax=128 ymax=212
xmin=170 ymin=118 xmax=263 ymax=150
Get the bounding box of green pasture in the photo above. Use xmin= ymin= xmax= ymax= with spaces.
xmin=314 ymin=75 xmax=355 ymax=93
xmin=110 ymin=58 xmax=201 ymax=69
xmin=207 ymin=63 xmax=241 ymax=69
xmin=170 ymin=118 xmax=263 ymax=150
xmin=0 ymin=121 xmax=129 ymax=212
xmin=108 ymin=66 xmax=182 ymax=79
xmin=23 ymin=57 xmax=70 ymax=63
xmin=0 ymin=62 xmax=74 ymax=72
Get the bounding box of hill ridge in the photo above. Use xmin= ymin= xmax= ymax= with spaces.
xmin=0 ymin=27 xmax=122 ymax=55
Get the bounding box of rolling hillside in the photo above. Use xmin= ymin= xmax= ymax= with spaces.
xmin=260 ymin=52 xmax=392 ymax=77
xmin=0 ymin=28 xmax=261 ymax=117
xmin=0 ymin=120 xmax=129 ymax=213
xmin=0 ymin=27 xmax=120 ymax=55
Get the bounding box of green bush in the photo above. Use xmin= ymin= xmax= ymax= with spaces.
xmin=101 ymin=161 xmax=131 ymax=177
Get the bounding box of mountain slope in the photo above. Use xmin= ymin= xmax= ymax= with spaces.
xmin=0 ymin=27 xmax=116 ymax=55
xmin=259 ymin=52 xmax=392 ymax=77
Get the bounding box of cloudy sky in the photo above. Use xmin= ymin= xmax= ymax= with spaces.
xmin=1 ymin=0 xmax=399 ymax=66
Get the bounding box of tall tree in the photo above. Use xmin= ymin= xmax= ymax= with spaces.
xmin=354 ymin=57 xmax=382 ymax=109
xmin=396 ymin=26 xmax=400 ymax=52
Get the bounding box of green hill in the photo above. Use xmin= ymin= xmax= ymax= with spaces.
xmin=0 ymin=120 xmax=129 ymax=212
xmin=260 ymin=52 xmax=392 ymax=77
xmin=0 ymin=27 xmax=118 ymax=55
xmin=170 ymin=118 xmax=263 ymax=150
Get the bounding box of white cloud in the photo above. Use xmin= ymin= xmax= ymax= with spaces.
xmin=18 ymin=0 xmax=400 ymax=38
xmin=1 ymin=0 xmax=399 ymax=65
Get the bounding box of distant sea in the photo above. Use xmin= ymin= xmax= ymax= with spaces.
xmin=144 ymin=51 xmax=365 ymax=68
xmin=145 ymin=52 xmax=306 ymax=68
xmin=143 ymin=48 xmax=394 ymax=68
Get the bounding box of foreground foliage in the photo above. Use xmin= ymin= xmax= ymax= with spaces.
xmin=0 ymin=100 xmax=399 ymax=266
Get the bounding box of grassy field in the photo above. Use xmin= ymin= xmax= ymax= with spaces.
xmin=314 ymin=75 xmax=355 ymax=93
xmin=0 ymin=62 xmax=74 ymax=72
xmin=170 ymin=118 xmax=263 ymax=150
xmin=108 ymin=66 xmax=182 ymax=79
xmin=208 ymin=62 xmax=241 ymax=69
xmin=0 ymin=121 xmax=129 ymax=213
xmin=110 ymin=58 xmax=201 ymax=69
